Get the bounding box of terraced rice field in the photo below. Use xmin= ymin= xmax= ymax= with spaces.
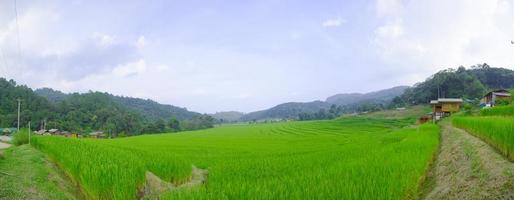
xmin=32 ymin=117 xmax=439 ymax=199
xmin=453 ymin=111 xmax=514 ymax=161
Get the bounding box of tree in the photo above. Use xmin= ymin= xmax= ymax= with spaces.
xmin=168 ymin=117 xmax=180 ymax=132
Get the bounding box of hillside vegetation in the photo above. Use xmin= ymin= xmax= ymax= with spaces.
xmin=0 ymin=79 xmax=213 ymax=136
xmin=399 ymin=64 xmax=514 ymax=105
xmin=32 ymin=117 xmax=439 ymax=199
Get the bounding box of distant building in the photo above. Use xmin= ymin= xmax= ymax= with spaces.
xmin=48 ymin=129 xmax=60 ymax=135
xmin=0 ymin=128 xmax=17 ymax=135
xmin=480 ymin=89 xmax=512 ymax=107
xmin=36 ymin=129 xmax=47 ymax=135
xmin=89 ymin=131 xmax=105 ymax=138
xmin=430 ymin=98 xmax=463 ymax=121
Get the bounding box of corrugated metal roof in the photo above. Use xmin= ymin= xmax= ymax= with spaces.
xmin=430 ymin=98 xmax=463 ymax=104
xmin=437 ymin=98 xmax=463 ymax=103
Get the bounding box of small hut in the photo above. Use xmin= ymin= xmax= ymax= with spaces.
xmin=430 ymin=98 xmax=463 ymax=120
xmin=480 ymin=89 xmax=512 ymax=107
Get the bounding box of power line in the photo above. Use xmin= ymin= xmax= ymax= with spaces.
xmin=13 ymin=0 xmax=21 ymax=67
xmin=17 ymin=98 xmax=21 ymax=131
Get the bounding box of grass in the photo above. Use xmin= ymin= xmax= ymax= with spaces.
xmin=480 ymin=105 xmax=514 ymax=116
xmin=12 ymin=128 xmax=30 ymax=146
xmin=32 ymin=117 xmax=440 ymax=199
xmin=0 ymin=145 xmax=79 ymax=199
xmin=453 ymin=116 xmax=514 ymax=161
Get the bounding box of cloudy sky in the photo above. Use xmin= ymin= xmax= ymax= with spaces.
xmin=0 ymin=0 xmax=513 ymax=113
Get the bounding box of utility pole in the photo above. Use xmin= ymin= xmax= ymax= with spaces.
xmin=28 ymin=121 xmax=31 ymax=145
xmin=17 ymin=98 xmax=21 ymax=131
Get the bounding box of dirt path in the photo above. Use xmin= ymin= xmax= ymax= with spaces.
xmin=0 ymin=142 xmax=11 ymax=150
xmin=423 ymin=120 xmax=514 ymax=199
xmin=142 ymin=165 xmax=208 ymax=199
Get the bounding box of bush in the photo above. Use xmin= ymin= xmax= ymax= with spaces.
xmin=12 ymin=129 xmax=30 ymax=146
xmin=496 ymin=99 xmax=511 ymax=106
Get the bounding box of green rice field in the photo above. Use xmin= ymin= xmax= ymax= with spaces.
xmin=32 ymin=117 xmax=440 ymax=199
xmin=453 ymin=116 xmax=514 ymax=161
xmin=480 ymin=105 xmax=514 ymax=116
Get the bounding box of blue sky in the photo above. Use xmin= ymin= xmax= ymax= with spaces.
xmin=0 ymin=0 xmax=513 ymax=113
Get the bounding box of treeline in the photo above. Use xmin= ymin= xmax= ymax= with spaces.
xmin=0 ymin=78 xmax=214 ymax=137
xmin=298 ymin=102 xmax=392 ymax=121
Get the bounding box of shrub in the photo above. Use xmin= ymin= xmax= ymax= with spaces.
xmin=12 ymin=129 xmax=30 ymax=146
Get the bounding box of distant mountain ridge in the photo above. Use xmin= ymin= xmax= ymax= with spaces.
xmin=240 ymin=86 xmax=409 ymax=121
xmin=326 ymin=86 xmax=409 ymax=105
xmin=209 ymin=111 xmax=245 ymax=122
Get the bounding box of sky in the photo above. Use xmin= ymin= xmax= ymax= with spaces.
xmin=0 ymin=0 xmax=513 ymax=113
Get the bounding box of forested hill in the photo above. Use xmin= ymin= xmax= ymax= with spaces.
xmin=398 ymin=64 xmax=514 ymax=105
xmin=35 ymin=88 xmax=200 ymax=121
xmin=1 ymin=79 xmax=213 ymax=136
xmin=241 ymin=86 xmax=408 ymax=121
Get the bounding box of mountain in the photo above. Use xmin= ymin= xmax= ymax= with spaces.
xmin=326 ymin=86 xmax=409 ymax=105
xmin=0 ymin=79 xmax=55 ymax=128
xmin=209 ymin=111 xmax=245 ymax=122
xmin=241 ymin=86 xmax=407 ymax=121
xmin=35 ymin=88 xmax=200 ymax=121
xmin=1 ymin=80 xmax=212 ymax=136
xmin=110 ymin=96 xmax=200 ymax=121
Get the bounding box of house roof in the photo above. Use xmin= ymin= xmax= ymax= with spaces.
xmin=430 ymin=98 xmax=463 ymax=104
xmin=484 ymin=89 xmax=512 ymax=97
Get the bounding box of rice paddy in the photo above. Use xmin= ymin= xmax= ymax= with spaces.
xmin=32 ymin=117 xmax=440 ymax=199
xmin=453 ymin=116 xmax=514 ymax=161
xmin=480 ymin=105 xmax=514 ymax=116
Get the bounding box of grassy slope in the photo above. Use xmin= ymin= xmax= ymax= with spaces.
xmin=32 ymin=114 xmax=439 ymax=199
xmin=0 ymin=145 xmax=81 ymax=200
xmin=358 ymin=105 xmax=431 ymax=119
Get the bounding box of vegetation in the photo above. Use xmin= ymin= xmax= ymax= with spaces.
xmin=241 ymin=86 xmax=408 ymax=121
xmin=396 ymin=64 xmax=514 ymax=106
xmin=0 ymin=145 xmax=80 ymax=199
xmin=453 ymin=117 xmax=514 ymax=161
xmin=12 ymin=128 xmax=30 ymax=146
xmin=480 ymin=105 xmax=514 ymax=116
xmin=0 ymin=78 xmax=213 ymax=136
xmin=32 ymin=117 xmax=439 ymax=199
xmin=36 ymin=88 xmax=201 ymax=121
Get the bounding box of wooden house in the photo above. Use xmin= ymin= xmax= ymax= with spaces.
xmin=480 ymin=89 xmax=512 ymax=107
xmin=430 ymin=98 xmax=463 ymax=120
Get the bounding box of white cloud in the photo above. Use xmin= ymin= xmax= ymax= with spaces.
xmin=112 ymin=59 xmax=146 ymax=77
xmin=136 ymin=35 xmax=146 ymax=49
xmin=373 ymin=0 xmax=514 ymax=74
xmin=322 ymin=18 xmax=346 ymax=27
xmin=93 ymin=32 xmax=115 ymax=47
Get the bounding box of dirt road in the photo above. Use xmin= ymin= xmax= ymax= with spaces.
xmin=0 ymin=142 xmax=11 ymax=150
xmin=423 ymin=120 xmax=514 ymax=199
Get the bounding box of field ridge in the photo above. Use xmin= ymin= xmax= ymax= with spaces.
xmin=423 ymin=121 xmax=514 ymax=199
